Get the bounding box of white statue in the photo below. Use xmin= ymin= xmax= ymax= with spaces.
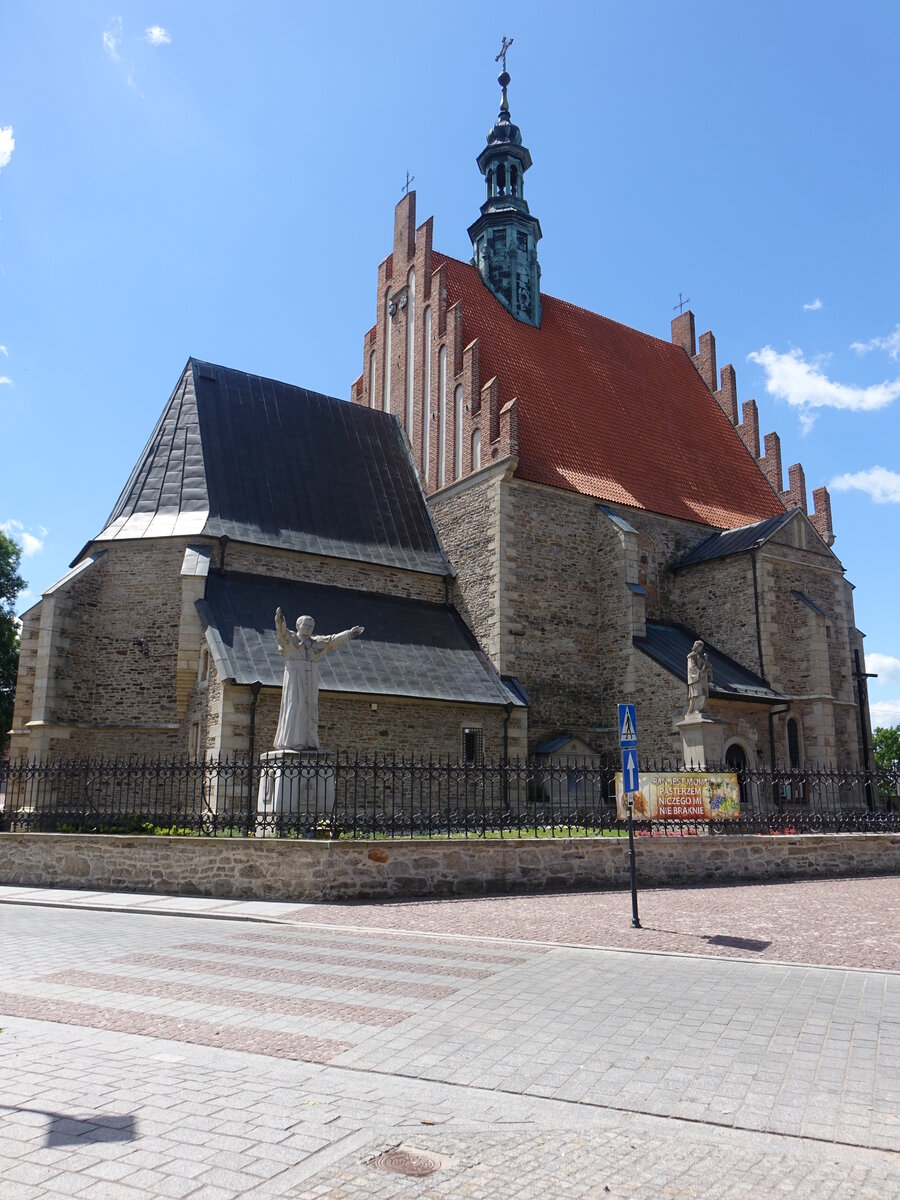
xmin=273 ymin=608 xmax=364 ymax=751
xmin=686 ymin=639 xmax=712 ymax=715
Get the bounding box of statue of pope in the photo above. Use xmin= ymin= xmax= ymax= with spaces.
xmin=273 ymin=608 xmax=364 ymax=751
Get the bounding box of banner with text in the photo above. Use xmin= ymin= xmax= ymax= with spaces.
xmin=615 ymin=771 xmax=741 ymax=821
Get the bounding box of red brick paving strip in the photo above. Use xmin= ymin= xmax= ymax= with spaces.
xmin=0 ymin=992 xmax=352 ymax=1061
xmin=175 ymin=940 xmax=495 ymax=980
xmin=124 ymin=953 xmax=457 ymax=999
xmin=284 ymin=877 xmax=900 ymax=971
xmin=234 ymin=929 xmax=533 ymax=966
xmin=41 ymin=970 xmax=413 ymax=1028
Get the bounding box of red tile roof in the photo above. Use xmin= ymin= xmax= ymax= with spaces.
xmin=436 ymin=253 xmax=785 ymax=529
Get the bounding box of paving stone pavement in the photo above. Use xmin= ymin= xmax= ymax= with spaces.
xmin=1 ymin=895 xmax=899 ymax=1197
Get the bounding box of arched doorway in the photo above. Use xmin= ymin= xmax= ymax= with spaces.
xmin=725 ymin=742 xmax=750 ymax=810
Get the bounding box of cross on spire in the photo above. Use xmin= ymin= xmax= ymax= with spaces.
xmin=673 ymin=292 xmax=691 ymax=315
xmin=495 ymin=35 xmax=514 ymax=73
xmin=401 ymin=171 xmax=415 ymax=198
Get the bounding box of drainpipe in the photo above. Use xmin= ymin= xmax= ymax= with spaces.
xmin=245 ymin=680 xmax=262 ymax=835
xmin=502 ymin=701 xmax=514 ymax=807
xmin=750 ymin=550 xmax=765 ymax=678
xmin=853 ymin=649 xmax=875 ymax=811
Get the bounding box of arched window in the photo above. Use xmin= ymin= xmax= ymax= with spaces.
xmin=405 ymin=269 xmax=415 ymax=436
xmin=787 ymin=718 xmax=802 ymax=770
xmin=454 ymin=384 xmax=463 ymax=478
xmin=472 ymin=428 xmax=481 ymax=470
xmin=510 ymin=165 xmax=518 ymax=196
xmin=438 ymin=345 xmax=447 ymax=487
xmin=382 ymin=289 xmax=392 ymax=412
xmin=497 ymin=164 xmax=506 ymax=194
xmin=368 ymin=349 xmax=376 ymax=409
xmin=486 ymin=169 xmax=493 ymax=199
xmin=422 ymin=306 xmax=432 ymax=480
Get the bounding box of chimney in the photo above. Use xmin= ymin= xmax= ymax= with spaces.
xmin=715 ymin=364 xmax=738 ymax=425
xmin=783 ymin=463 xmax=808 ymax=514
xmin=737 ymin=399 xmax=760 ymax=458
xmin=694 ymin=331 xmax=717 ymax=393
xmin=671 ymin=311 xmax=696 ymax=356
xmin=393 ymin=191 xmax=417 ymax=267
xmin=810 ymin=487 xmax=835 ymax=546
xmin=759 ymin=432 xmax=783 ymax=493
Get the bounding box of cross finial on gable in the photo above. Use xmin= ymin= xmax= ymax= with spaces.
xmin=495 ymin=35 xmax=514 ymax=73
xmin=401 ymin=171 xmax=415 ymax=198
xmin=673 ymin=292 xmax=691 ymax=315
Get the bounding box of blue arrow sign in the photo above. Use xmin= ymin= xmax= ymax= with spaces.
xmin=618 ymin=703 xmax=637 ymax=748
xmin=621 ymin=748 xmax=640 ymax=794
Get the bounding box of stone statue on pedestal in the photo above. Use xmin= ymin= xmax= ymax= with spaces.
xmin=273 ymin=608 xmax=364 ymax=751
xmin=686 ymin=640 xmax=712 ymax=716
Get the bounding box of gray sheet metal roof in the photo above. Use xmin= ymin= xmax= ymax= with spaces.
xmin=198 ymin=571 xmax=523 ymax=708
xmin=95 ymin=359 xmax=450 ymax=576
xmin=634 ymin=620 xmax=786 ymax=704
xmin=675 ymin=511 xmax=794 ymax=568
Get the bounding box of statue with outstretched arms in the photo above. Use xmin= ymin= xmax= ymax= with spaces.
xmin=272 ymin=608 xmax=364 ymax=751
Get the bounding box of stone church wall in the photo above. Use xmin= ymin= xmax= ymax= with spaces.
xmin=218 ymin=686 xmax=508 ymax=761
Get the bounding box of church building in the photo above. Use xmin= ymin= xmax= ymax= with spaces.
xmin=9 ymin=62 xmax=872 ymax=773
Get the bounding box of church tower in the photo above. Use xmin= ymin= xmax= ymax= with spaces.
xmin=468 ymin=47 xmax=542 ymax=327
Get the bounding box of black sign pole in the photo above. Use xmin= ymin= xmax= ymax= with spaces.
xmin=627 ymin=796 xmax=641 ymax=928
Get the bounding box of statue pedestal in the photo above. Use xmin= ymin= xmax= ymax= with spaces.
xmin=677 ymin=712 xmax=726 ymax=770
xmin=256 ymin=751 xmax=335 ymax=837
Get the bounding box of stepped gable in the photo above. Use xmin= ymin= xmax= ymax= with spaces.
xmin=94 ymin=359 xmax=450 ymax=576
xmin=435 ymin=254 xmax=787 ymax=530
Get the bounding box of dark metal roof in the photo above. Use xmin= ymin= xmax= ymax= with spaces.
xmin=197 ymin=571 xmax=523 ymax=708
xmin=96 ymin=359 xmax=450 ymax=576
xmin=675 ymin=511 xmax=794 ymax=569
xmin=634 ymin=620 xmax=786 ymax=704
xmin=533 ymin=733 xmax=576 ymax=755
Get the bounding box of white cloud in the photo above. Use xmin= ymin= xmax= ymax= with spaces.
xmin=803 ymin=298 xmax=823 ymax=312
xmin=0 ymin=376 xmax=12 ymax=387
xmin=870 ymin=698 xmax=900 ymax=727
xmin=0 ymin=345 xmax=8 ymax=356
xmin=0 ymin=125 xmax=14 ymax=172
xmin=850 ymin=324 xmax=900 ymax=362
xmin=0 ymin=518 xmax=45 ymax=556
xmin=102 ymin=17 xmax=122 ymax=61
xmin=747 ymin=345 xmax=900 ymax=431
xmin=829 ymin=466 xmax=900 ymax=504
xmin=144 ymin=26 xmax=171 ymax=45
xmin=867 ymin=653 xmax=900 ymax=686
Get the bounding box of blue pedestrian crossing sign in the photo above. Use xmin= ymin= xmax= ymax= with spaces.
xmin=618 ymin=704 xmax=637 ymax=748
xmin=621 ymin=748 xmax=640 ymax=794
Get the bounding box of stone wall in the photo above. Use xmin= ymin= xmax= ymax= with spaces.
xmin=217 ymin=686 xmax=510 ymax=760
xmin=1 ymin=832 xmax=896 ymax=902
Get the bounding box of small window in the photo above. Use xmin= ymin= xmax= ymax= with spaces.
xmin=472 ymin=428 xmax=481 ymax=470
xmin=189 ymin=721 xmax=201 ymax=759
xmin=462 ymin=726 xmax=484 ymax=767
xmin=198 ymin=647 xmax=210 ymax=684
xmin=517 ymin=230 xmax=528 ymax=252
xmin=787 ymin=718 xmax=801 ymax=770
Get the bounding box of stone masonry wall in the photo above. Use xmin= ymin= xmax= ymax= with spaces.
xmin=502 ymin=480 xmax=628 ymax=750
xmin=225 ymin=542 xmax=447 ymax=604
xmin=1 ymin=832 xmax=896 ymax=902
xmin=429 ymin=469 xmax=503 ymax=664
xmin=219 ymin=686 xmax=508 ymax=760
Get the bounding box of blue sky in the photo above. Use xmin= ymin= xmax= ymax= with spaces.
xmin=1 ymin=1 xmax=898 ymax=728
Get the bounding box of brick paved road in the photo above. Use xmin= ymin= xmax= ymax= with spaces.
xmin=287 ymin=875 xmax=900 ymax=971
xmin=1 ymin=897 xmax=898 ymax=1197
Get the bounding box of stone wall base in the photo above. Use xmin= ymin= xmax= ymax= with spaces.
xmin=0 ymin=833 xmax=897 ymax=902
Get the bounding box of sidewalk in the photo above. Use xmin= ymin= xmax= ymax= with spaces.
xmin=1 ymin=881 xmax=898 ymax=1197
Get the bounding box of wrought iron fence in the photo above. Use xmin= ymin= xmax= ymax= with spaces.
xmin=1 ymin=754 xmax=898 ymax=839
